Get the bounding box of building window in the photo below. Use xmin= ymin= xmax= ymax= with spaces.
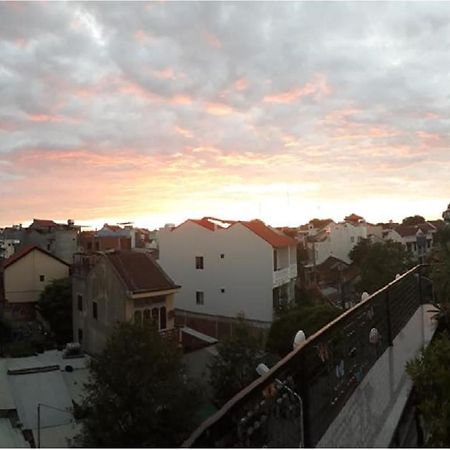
xmin=39 ymin=275 xmax=45 ymax=282
xmin=220 ymin=253 xmax=225 ymax=259
xmin=196 ymin=291 xmax=204 ymax=305
xmin=143 ymin=309 xmax=151 ymax=322
xmin=134 ymin=310 xmax=142 ymax=325
xmin=47 ymin=243 xmax=51 ymax=251
xmin=220 ymin=288 xmax=225 ymax=293
xmin=273 ymin=250 xmax=278 ymax=271
xmin=95 ymin=241 xmax=100 ymax=251
xmin=152 ymin=308 xmax=159 ymax=326
xmin=350 ymin=236 xmax=355 ymax=243
xmin=160 ymin=306 xmax=167 ymax=330
xmin=93 ymin=301 xmax=98 ymax=320
xmin=77 ymin=295 xmax=83 ymax=311
xmin=87 ymin=242 xmax=92 ymax=251
xmin=78 ymin=328 xmax=83 ymax=343
xmin=195 ymin=256 xmax=204 ymax=270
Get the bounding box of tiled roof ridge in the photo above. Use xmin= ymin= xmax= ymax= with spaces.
xmin=3 ymin=245 xmax=70 ymax=269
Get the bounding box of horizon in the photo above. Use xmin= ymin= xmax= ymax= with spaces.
xmin=1 ymin=205 xmax=445 ymax=232
xmin=1 ymin=2 xmax=450 ymax=227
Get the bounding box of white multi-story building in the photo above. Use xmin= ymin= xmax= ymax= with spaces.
xmin=307 ymin=221 xmax=368 ymax=266
xmin=158 ymin=217 xmax=297 ymax=337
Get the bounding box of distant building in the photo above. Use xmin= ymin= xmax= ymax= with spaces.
xmin=386 ymin=222 xmax=436 ymax=262
xmin=72 ymin=250 xmax=180 ymax=354
xmin=0 ymin=238 xmax=20 ymax=260
xmin=78 ymin=231 xmax=132 ymax=253
xmin=78 ymin=224 xmax=155 ymax=254
xmin=2 ymin=246 xmax=70 ymax=320
xmin=158 ymin=217 xmax=298 ymax=338
xmin=306 ymin=220 xmax=367 ymax=266
xmin=0 ymin=219 xmax=80 ymax=264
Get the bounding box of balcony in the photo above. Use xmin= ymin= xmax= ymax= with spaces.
xmin=184 ymin=265 xmax=436 ymax=448
xmin=273 ymin=264 xmax=297 ymax=287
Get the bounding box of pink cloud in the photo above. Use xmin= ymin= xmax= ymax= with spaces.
xmin=28 ymin=114 xmax=81 ymax=124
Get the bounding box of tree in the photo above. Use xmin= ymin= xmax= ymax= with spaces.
xmin=209 ymin=318 xmax=264 ymax=406
xmin=266 ymin=304 xmax=341 ymax=357
xmin=406 ymin=333 xmax=450 ymax=446
xmin=349 ymin=240 xmax=413 ymax=294
xmin=74 ymin=322 xmax=200 ymax=447
xmin=402 ymin=215 xmax=426 ymax=226
xmin=430 ymin=226 xmax=450 ymax=330
xmin=37 ymin=277 xmax=72 ymax=344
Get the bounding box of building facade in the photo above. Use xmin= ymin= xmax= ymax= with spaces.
xmin=0 ymin=219 xmax=80 ymax=264
xmin=2 ymin=246 xmax=70 ymax=320
xmin=158 ymin=218 xmax=297 ymax=337
xmin=72 ymin=249 xmax=180 ymax=354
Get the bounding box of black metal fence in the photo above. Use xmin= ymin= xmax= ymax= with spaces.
xmin=184 ymin=265 xmax=427 ymax=448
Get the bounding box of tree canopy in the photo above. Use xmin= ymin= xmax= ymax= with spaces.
xmin=208 ymin=318 xmax=264 ymax=406
xmin=349 ymin=239 xmax=413 ymax=294
xmin=37 ymin=277 xmax=72 ymax=344
xmin=402 ymin=215 xmax=426 ymax=226
xmin=406 ymin=333 xmax=450 ymax=446
xmin=75 ymin=322 xmax=200 ymax=447
xmin=430 ymin=226 xmax=450 ymax=329
xmin=266 ymin=303 xmax=341 ymax=357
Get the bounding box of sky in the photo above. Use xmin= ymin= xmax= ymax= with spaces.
xmin=1 ymin=1 xmax=449 ymax=230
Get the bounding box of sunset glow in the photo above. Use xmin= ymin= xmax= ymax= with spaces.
xmin=1 ymin=2 xmax=449 ymax=229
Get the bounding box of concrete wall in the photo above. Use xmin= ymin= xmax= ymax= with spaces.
xmin=4 ymin=249 xmax=69 ymax=304
xmin=2 ymin=228 xmax=78 ymax=264
xmin=73 ymin=258 xmax=127 ymax=354
xmin=158 ymin=222 xmax=275 ymax=323
xmin=317 ymin=304 xmax=436 ymax=448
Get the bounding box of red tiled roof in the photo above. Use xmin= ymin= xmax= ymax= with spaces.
xmin=176 ymin=217 xmax=297 ymax=247
xmin=237 ymin=220 xmax=298 ymax=248
xmin=344 ymin=213 xmax=364 ymax=222
xmin=428 ymin=219 xmax=445 ymax=230
xmin=3 ymin=245 xmax=70 ymax=269
xmin=105 ymin=250 xmax=179 ymax=294
xmin=29 ymin=219 xmax=58 ymax=229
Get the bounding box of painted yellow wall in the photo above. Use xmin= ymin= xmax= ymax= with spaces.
xmin=4 ymin=249 xmax=69 ymax=303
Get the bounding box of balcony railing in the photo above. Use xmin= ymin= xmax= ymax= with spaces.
xmin=183 ymin=265 xmax=429 ymax=448
xmin=273 ymin=264 xmax=297 ymax=287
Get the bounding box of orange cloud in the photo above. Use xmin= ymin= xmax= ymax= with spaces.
xmin=264 ymin=74 xmax=331 ymax=104
xmin=170 ymin=94 xmax=192 ymax=105
xmin=175 ymin=126 xmax=194 ymax=138
xmin=206 ymin=102 xmax=234 ymax=115
xmin=134 ymin=30 xmax=153 ymax=44
xmin=234 ymin=78 xmax=248 ymax=92
xmin=152 ymin=67 xmax=176 ymax=80
xmin=204 ymin=31 xmax=222 ymax=49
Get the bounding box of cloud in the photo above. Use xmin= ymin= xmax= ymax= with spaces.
xmin=1 ymin=1 xmax=450 ymax=226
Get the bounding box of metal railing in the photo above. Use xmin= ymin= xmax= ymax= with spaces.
xmin=184 ymin=265 xmax=428 ymax=448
